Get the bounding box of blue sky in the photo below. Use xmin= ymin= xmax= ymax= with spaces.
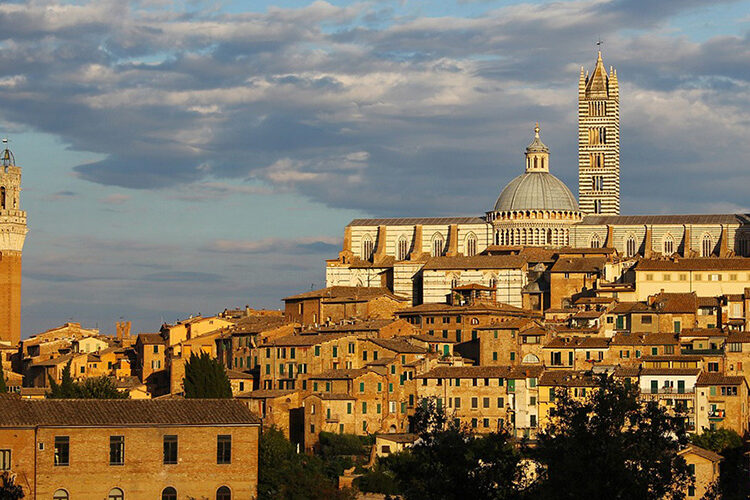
xmin=2 ymin=0 xmax=750 ymax=337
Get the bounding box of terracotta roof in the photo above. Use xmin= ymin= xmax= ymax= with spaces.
xmin=572 ymin=310 xmax=605 ymax=320
xmin=284 ymin=286 xmax=406 ymax=302
xmin=270 ymin=333 xmax=352 ymax=347
xmin=367 ymin=338 xmax=426 ymax=354
xmin=544 ymin=337 xmax=609 ymax=349
xmin=610 ymin=302 xmax=651 ymax=314
xmin=696 ymin=373 xmax=746 ymax=386
xmin=0 ymin=399 xmax=260 ymax=427
xmin=422 ymin=255 xmax=527 ymax=271
xmin=726 ymin=332 xmax=750 ymax=343
xmin=679 ymin=328 xmax=727 ymax=338
xmin=610 ymin=332 xmax=647 ymax=346
xmin=651 ymin=293 xmax=698 ymax=314
xmin=581 ymin=214 xmax=749 ymax=226
xmin=679 ymin=444 xmax=723 ymax=463
xmin=417 ymin=365 xmax=542 ymax=379
xmin=366 ymin=357 xmax=397 ymax=367
xmin=640 ymin=368 xmax=701 ymax=376
xmin=136 ymin=333 xmax=165 ymax=345
xmin=226 ymin=369 xmax=255 ymax=380
xmin=641 ymin=355 xmax=702 ymax=362
xmin=316 ymin=319 xmax=398 ymax=333
xmin=613 ymin=366 xmax=641 ymax=377
xmin=230 ymin=316 xmax=289 ymax=334
xmin=238 ymin=389 xmax=297 ymax=399
xmin=539 ymin=370 xmax=598 ymax=387
xmin=410 ymin=334 xmax=458 ymax=344
xmin=550 ymin=257 xmax=606 ymax=273
xmin=574 ymin=297 xmax=615 ymax=305
xmin=377 ymin=433 xmax=417 ymax=443
xmin=636 ymin=258 xmax=750 ymax=272
xmin=396 ymin=302 xmax=526 ymax=315
xmin=696 ymin=297 xmax=721 ymax=308
xmin=309 ymin=368 xmax=372 ymax=380
xmin=642 ymin=332 xmax=679 ymax=345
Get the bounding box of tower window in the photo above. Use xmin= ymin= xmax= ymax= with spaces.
xmin=590 ymin=234 xmax=601 ymax=248
xmin=0 ymin=187 xmax=5 ymax=209
xmin=397 ymin=237 xmax=408 ymax=260
xmin=626 ymin=235 xmax=637 ymax=257
xmin=663 ymin=235 xmax=674 ymax=255
xmin=588 ymin=101 xmax=607 ymax=117
xmin=432 ymin=233 xmax=444 ymax=257
xmin=592 ymin=176 xmax=603 ymax=191
xmin=361 ymin=235 xmax=374 ymax=260
xmin=593 ymin=199 xmax=602 ymax=214
xmin=466 ymin=233 xmax=477 ymax=257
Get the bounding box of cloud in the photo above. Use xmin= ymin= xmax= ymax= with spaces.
xmin=46 ymin=190 xmax=77 ymax=201
xmin=100 ymin=193 xmax=130 ymax=205
xmin=207 ymin=236 xmax=342 ymax=255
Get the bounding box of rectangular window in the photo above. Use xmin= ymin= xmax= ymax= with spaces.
xmin=359 ymin=382 xmax=365 ymax=393
xmin=483 ymin=397 xmax=490 ymax=409
xmin=492 ymin=352 xmax=498 ymax=361
xmin=641 ymin=315 xmax=652 ymax=324
xmin=54 ymin=436 xmax=69 ymax=466
xmin=674 ymin=321 xmax=681 ymax=333
xmin=217 ymin=435 xmax=231 ymax=464
xmin=471 ymin=397 xmax=478 ymax=409
xmin=362 ymin=402 xmax=367 ymax=414
xmin=497 ymin=397 xmax=504 ymax=408
xmin=332 ymin=346 xmax=338 ymax=357
xmin=455 ymin=397 xmax=461 ymax=408
xmin=510 ymin=352 xmax=516 ymax=361
xmin=0 ymin=450 xmax=10 ymax=471
xmin=163 ymin=435 xmax=178 ymax=465
xmin=314 ymin=346 xmax=321 ymax=356
xmin=109 ymin=436 xmax=124 ymax=466
xmin=153 ymin=345 xmax=159 ymax=353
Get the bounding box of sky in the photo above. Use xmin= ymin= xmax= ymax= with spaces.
xmin=2 ymin=0 xmax=750 ymax=337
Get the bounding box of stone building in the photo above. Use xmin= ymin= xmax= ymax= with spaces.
xmin=0 ymin=142 xmax=27 ymax=347
xmin=0 ymin=398 xmax=260 ymax=499
xmin=324 ymin=51 xmax=750 ymax=303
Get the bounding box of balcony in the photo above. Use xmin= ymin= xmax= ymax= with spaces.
xmin=325 ymin=413 xmax=341 ymax=423
xmin=708 ymin=409 xmax=725 ymax=420
xmin=681 ymin=348 xmax=724 ymax=356
xmin=644 ymin=387 xmax=694 ymax=395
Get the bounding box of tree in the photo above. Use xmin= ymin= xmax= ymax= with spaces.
xmin=384 ymin=397 xmax=526 ymax=500
xmin=258 ymin=427 xmax=356 ymax=500
xmin=0 ymin=362 xmax=7 ymax=394
xmin=532 ymin=375 xmax=692 ymax=500
xmin=183 ymin=351 xmax=232 ymax=398
xmin=47 ymin=360 xmax=128 ymax=399
xmin=47 ymin=360 xmax=77 ymax=398
xmin=690 ymin=428 xmax=748 ymax=500
xmin=0 ymin=471 xmax=25 ymax=499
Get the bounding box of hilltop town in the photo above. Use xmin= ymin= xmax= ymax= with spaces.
xmin=2 ymin=51 xmax=749 ymax=498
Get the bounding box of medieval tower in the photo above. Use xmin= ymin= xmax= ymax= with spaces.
xmin=0 ymin=141 xmax=27 ymax=346
xmin=578 ymin=51 xmax=620 ymax=215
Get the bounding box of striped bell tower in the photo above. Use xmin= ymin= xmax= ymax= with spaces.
xmin=0 ymin=140 xmax=27 ymax=346
xmin=578 ymin=51 xmax=620 ymax=215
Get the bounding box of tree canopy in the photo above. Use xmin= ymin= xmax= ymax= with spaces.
xmin=47 ymin=360 xmax=127 ymax=399
xmin=531 ymin=375 xmax=692 ymax=500
xmin=183 ymin=351 xmax=232 ymax=398
xmin=0 ymin=471 xmax=25 ymax=499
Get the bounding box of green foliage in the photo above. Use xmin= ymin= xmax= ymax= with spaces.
xmin=183 ymin=351 xmax=232 ymax=399
xmin=258 ymin=427 xmax=356 ymax=500
xmin=354 ymin=461 xmax=400 ymax=495
xmin=47 ymin=360 xmax=127 ymax=399
xmin=386 ymin=399 xmax=525 ymax=500
xmin=0 ymin=362 xmax=7 ymax=393
xmin=690 ymin=428 xmax=742 ymax=453
xmin=532 ymin=375 xmax=692 ymax=500
xmin=0 ymin=471 xmax=25 ymax=499
xmin=691 ymin=428 xmax=749 ymax=499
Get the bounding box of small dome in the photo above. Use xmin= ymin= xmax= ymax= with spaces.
xmin=526 ymin=123 xmax=549 ymax=153
xmin=494 ymin=171 xmax=578 ymax=212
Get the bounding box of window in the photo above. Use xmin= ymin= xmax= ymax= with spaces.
xmin=431 ymin=233 xmax=444 ymax=257
xmin=466 ymin=233 xmax=477 ymax=257
xmin=53 ymin=490 xmax=69 ymax=500
xmin=314 ymin=346 xmax=320 ymax=356
xmin=0 ymin=450 xmax=9 ymax=470
xmin=361 ymin=235 xmax=374 ymax=260
xmin=593 ymin=199 xmax=602 ymax=214
xmin=162 ymin=487 xmax=177 ymax=500
xmin=110 ymin=435 xmax=124 ymax=465
xmin=702 ymin=234 xmax=713 ymax=257
xmin=217 ymin=435 xmax=231 ymax=464
xmin=663 ymin=235 xmax=674 ymax=255
xmin=54 ymin=436 xmax=69 ymax=466
xmin=471 ymin=397 xmax=478 ymax=409
xmin=674 ymin=321 xmax=681 ymax=333
xmin=108 ymin=488 xmax=124 ymax=500
xmin=590 ymin=233 xmax=601 ymax=248
xmin=397 ymin=236 xmax=409 ymax=260
xmin=217 ymin=486 xmax=231 ymax=500
xmin=729 ymin=342 xmax=742 ymax=352
xmin=163 ymin=435 xmax=178 ymax=464
xmin=483 ymin=397 xmax=490 ymax=408
xmin=626 ymin=235 xmax=637 ymax=257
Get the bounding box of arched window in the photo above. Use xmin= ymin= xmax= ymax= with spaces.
xmin=702 ymin=234 xmax=713 ymax=257
xmin=522 ymin=353 xmax=540 ymax=364
xmin=431 ymin=233 xmax=444 ymax=257
xmin=470 ymin=318 xmax=479 ymax=325
xmin=108 ymin=488 xmax=124 ymax=500
xmin=217 ymin=486 xmax=231 ymax=500
xmin=626 ymin=235 xmax=637 ymax=257
xmin=663 ymin=234 xmax=674 ymax=255
xmin=361 ymin=235 xmax=374 ymax=260
xmin=53 ymin=490 xmax=69 ymax=500
xmin=450 ymin=275 xmax=459 ymax=289
xmin=593 ymin=199 xmax=602 ymax=214
xmin=0 ymin=186 xmax=5 ymax=209
xmin=397 ymin=236 xmax=408 ymax=261
xmin=488 ymin=275 xmax=497 ymax=289
xmin=162 ymin=487 xmax=177 ymax=500
xmin=465 ymin=233 xmax=477 ymax=257
xmin=590 ymin=234 xmax=601 ymax=249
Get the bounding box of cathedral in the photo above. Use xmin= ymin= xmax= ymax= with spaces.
xmin=325 ymin=52 xmax=750 ymax=304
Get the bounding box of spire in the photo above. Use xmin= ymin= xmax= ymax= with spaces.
xmin=584 ymin=50 xmax=610 ymax=98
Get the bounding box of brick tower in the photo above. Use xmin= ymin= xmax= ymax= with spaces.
xmin=0 ymin=140 xmax=27 ymax=345
xmin=578 ymin=51 xmax=620 ymax=215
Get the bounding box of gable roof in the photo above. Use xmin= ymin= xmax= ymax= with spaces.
xmin=550 ymin=257 xmax=606 ymax=273
xmin=0 ymin=399 xmax=260 ymax=427
xmin=366 ymin=338 xmax=427 ymax=354
xmin=283 ymin=286 xmax=406 ymax=302
xmin=636 ymin=258 xmax=750 ymax=272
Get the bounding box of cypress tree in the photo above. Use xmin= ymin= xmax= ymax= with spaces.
xmin=183 ymin=351 xmax=232 ymax=398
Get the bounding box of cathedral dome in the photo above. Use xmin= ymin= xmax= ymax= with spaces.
xmin=494 ymin=171 xmax=578 ymax=212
